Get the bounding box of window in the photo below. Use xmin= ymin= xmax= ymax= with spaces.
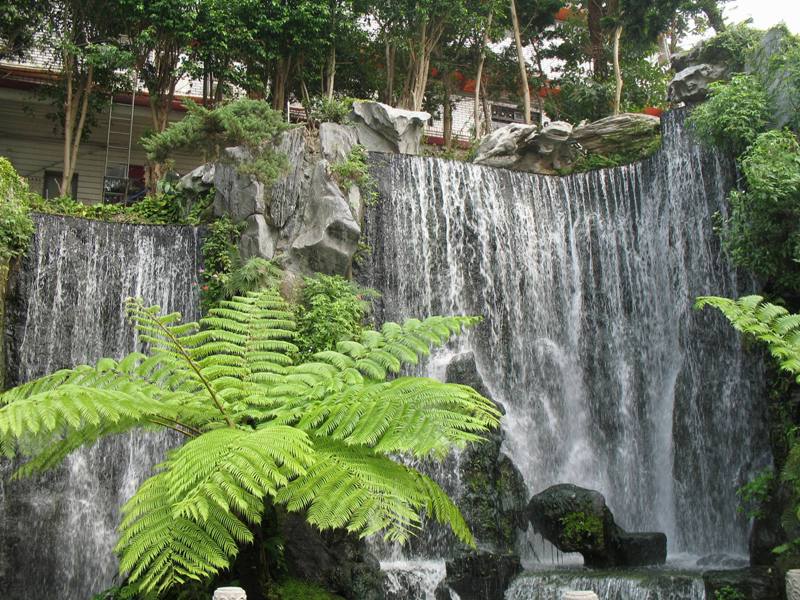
xmin=43 ymin=171 xmax=78 ymax=199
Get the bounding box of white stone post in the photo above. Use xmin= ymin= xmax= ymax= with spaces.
xmin=787 ymin=569 xmax=800 ymax=600
xmin=213 ymin=587 xmax=247 ymax=600
xmin=563 ymin=592 xmax=599 ymax=600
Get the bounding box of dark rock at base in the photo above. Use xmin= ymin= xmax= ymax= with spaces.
xmin=696 ymin=553 xmax=749 ymax=569
xmin=526 ymin=483 xmax=666 ymax=568
xmin=444 ymin=552 xmax=522 ymax=600
xmin=613 ymin=531 xmax=667 ymax=567
xmin=703 ymin=567 xmax=783 ymax=600
xmin=280 ymin=512 xmax=386 ymax=600
xmin=445 ymin=353 xmax=528 ymax=553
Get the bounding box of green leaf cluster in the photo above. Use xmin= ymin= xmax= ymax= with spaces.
xmin=293 ymin=274 xmax=378 ymax=360
xmin=560 ymin=510 xmax=604 ymax=547
xmin=714 ymin=585 xmax=746 ymax=600
xmin=199 ymin=217 xmax=244 ymax=311
xmin=330 ymin=144 xmax=378 ymax=206
xmin=308 ymin=96 xmax=356 ymax=125
xmin=0 ymin=289 xmax=498 ymax=595
xmin=142 ymin=99 xmax=290 ymax=185
xmin=687 ymin=74 xmax=772 ymax=157
xmin=736 ymin=468 xmax=776 ymax=520
xmin=0 ymin=157 xmax=35 ymax=260
xmin=721 ymin=130 xmax=800 ymax=296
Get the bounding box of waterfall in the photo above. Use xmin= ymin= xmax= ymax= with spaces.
xmin=505 ymin=570 xmax=706 ymax=600
xmin=1 ymin=214 xmax=201 ymax=599
xmin=360 ymin=111 xmax=770 ymax=559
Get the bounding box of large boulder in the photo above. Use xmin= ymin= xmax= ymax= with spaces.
xmin=571 ymin=113 xmax=661 ymax=156
xmin=350 ymin=101 xmax=430 ymax=155
xmin=320 ymin=122 xmax=359 ymax=163
xmin=473 ymin=114 xmax=659 ymax=175
xmin=288 ymin=161 xmax=361 ymax=275
xmin=473 ymin=121 xmax=576 ymax=174
xmin=668 ymin=63 xmax=729 ymax=104
xmin=527 ymin=483 xmax=666 ymax=568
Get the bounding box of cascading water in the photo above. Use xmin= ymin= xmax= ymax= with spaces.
xmin=360 ymin=111 xmax=770 ymax=590
xmin=0 ymin=214 xmax=201 ymax=599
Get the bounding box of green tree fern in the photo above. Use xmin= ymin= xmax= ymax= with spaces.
xmin=0 ymin=289 xmax=498 ymax=596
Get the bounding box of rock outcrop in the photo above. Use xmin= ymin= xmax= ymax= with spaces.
xmin=202 ymin=124 xmax=364 ymax=277
xmin=350 ymin=101 xmax=430 ymax=155
xmin=668 ymin=35 xmax=745 ymax=104
xmin=527 ymin=483 xmax=667 ymax=568
xmin=747 ymin=26 xmax=797 ymax=129
xmin=472 ymin=113 xmax=660 ymax=175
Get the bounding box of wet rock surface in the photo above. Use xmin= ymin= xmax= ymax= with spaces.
xmin=527 ymin=483 xmax=666 ymax=568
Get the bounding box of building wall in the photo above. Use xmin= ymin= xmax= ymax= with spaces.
xmin=0 ymin=87 xmax=200 ymax=203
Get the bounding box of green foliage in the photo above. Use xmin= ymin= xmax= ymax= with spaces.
xmin=275 ymin=578 xmax=344 ymax=600
xmin=714 ymin=585 xmax=746 ymax=600
xmin=308 ymin=96 xmax=355 ymax=124
xmin=142 ymin=99 xmax=290 ymax=185
xmin=128 ymin=193 xmax=183 ymax=225
xmin=703 ymin=23 xmax=763 ymax=70
xmin=0 ymin=289 xmax=499 ymax=595
xmin=687 ymin=74 xmax=772 ymax=156
xmin=766 ymin=26 xmax=800 ymax=131
xmin=294 ymin=274 xmax=377 ymax=360
xmin=223 ymin=257 xmax=283 ymax=300
xmin=560 ymin=511 xmax=604 ymax=546
xmin=720 ymin=130 xmax=800 ymax=295
xmin=199 ymin=217 xmax=243 ymax=311
xmin=0 ymin=157 xmax=35 ymax=260
xmin=330 ymin=144 xmax=378 ymax=205
xmin=737 ymin=468 xmax=776 ymax=520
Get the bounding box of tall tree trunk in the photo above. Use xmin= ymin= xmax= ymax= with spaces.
xmin=384 ymin=40 xmax=395 ymax=104
xmin=510 ymin=0 xmax=531 ymax=124
xmin=325 ymin=45 xmax=336 ymax=100
xmin=61 ymin=50 xmax=74 ymax=196
xmin=474 ymin=12 xmax=493 ymax=139
xmin=271 ymin=56 xmax=292 ymax=113
xmin=612 ymin=24 xmax=623 ymax=115
xmin=443 ymin=82 xmax=452 ymax=149
xmin=587 ymin=0 xmax=607 ymax=79
xmin=482 ymin=88 xmax=492 ymax=135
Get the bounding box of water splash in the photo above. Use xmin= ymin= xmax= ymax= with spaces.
xmin=1 ymin=214 xmax=201 ymax=599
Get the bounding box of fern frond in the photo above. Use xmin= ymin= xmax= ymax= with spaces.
xmin=696 ymin=295 xmax=800 ymax=380
xmin=275 ymin=438 xmax=475 ymax=547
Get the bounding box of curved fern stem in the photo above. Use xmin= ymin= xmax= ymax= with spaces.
xmin=147 ymin=417 xmax=200 ymax=438
xmin=148 ymin=311 xmax=235 ymax=427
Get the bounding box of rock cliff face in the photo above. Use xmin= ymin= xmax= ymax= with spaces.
xmin=183 ymin=101 xmax=430 ymax=278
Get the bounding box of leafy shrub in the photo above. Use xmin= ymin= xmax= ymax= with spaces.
xmin=294 ymin=274 xmax=378 ymax=360
xmin=737 ymin=468 xmax=776 ymax=519
xmin=330 ymin=144 xmax=377 ymax=205
xmin=0 ymin=157 xmax=35 ymax=260
xmin=199 ymin=217 xmax=243 ymax=311
xmin=721 ymin=130 xmax=800 ymax=295
xmin=703 ymin=23 xmax=763 ymax=70
xmin=308 ymin=95 xmax=355 ymax=124
xmin=687 ymin=74 xmax=772 ymax=156
xmin=714 ymin=585 xmax=746 ymax=600
xmin=142 ymin=98 xmax=290 ymax=184
xmin=128 ymin=193 xmax=182 ymax=224
xmin=223 ymin=256 xmax=283 ymax=299
xmin=560 ymin=511 xmax=604 ymax=546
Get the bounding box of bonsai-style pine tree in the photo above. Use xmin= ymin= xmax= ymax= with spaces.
xmin=0 ymin=288 xmax=498 ymax=595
